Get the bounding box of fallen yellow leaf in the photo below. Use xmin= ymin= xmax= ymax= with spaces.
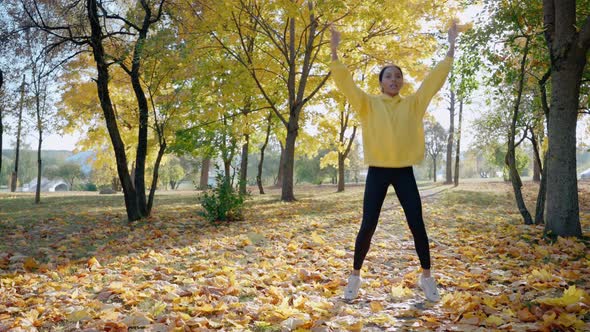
xmin=87 ymin=257 xmax=100 ymax=269
xmin=485 ymin=315 xmax=504 ymax=327
xmin=369 ymin=301 xmax=384 ymax=312
xmin=536 ymin=286 xmax=587 ymax=307
xmin=23 ymin=257 xmax=38 ymax=271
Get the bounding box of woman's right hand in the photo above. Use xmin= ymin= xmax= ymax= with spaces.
xmin=330 ymin=25 xmax=341 ymax=61
xmin=330 ymin=25 xmax=341 ymax=50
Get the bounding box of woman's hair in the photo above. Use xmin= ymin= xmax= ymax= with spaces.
xmin=378 ymin=65 xmax=404 ymax=82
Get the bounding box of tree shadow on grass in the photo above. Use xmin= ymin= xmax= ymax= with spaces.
xmin=0 ymin=192 xmax=204 ymax=272
xmin=0 ymin=187 xmax=368 ymax=274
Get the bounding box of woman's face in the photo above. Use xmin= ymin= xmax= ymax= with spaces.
xmin=380 ymin=66 xmax=404 ymax=97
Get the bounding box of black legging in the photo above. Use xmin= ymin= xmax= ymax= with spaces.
xmin=354 ymin=166 xmax=431 ymax=270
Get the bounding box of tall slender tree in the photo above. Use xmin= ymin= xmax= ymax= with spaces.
xmin=23 ymin=28 xmax=59 ymax=203
xmin=445 ymin=80 xmax=455 ymax=184
xmin=506 ymin=36 xmax=533 ymax=225
xmin=11 ymin=75 xmax=25 ymax=192
xmin=454 ymin=98 xmax=463 ymax=186
xmin=425 ymin=116 xmax=447 ymax=183
xmin=256 ymin=111 xmax=273 ymax=194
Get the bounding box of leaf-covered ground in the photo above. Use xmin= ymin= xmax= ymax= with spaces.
xmin=1 ymin=181 xmax=589 ymax=331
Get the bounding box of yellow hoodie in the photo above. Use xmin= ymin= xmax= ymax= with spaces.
xmin=329 ymin=57 xmax=453 ymax=167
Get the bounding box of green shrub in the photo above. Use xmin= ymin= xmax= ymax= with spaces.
xmin=199 ymin=171 xmax=246 ymax=222
xmin=84 ymin=183 xmax=98 ymax=191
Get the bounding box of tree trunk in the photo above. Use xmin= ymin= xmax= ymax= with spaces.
xmin=11 ymin=76 xmax=26 ymax=193
xmin=87 ymin=0 xmax=141 ymax=221
xmin=0 ymin=69 xmax=3 ymax=178
xmin=35 ymin=135 xmax=42 ymax=202
xmin=445 ymin=88 xmax=455 ymax=184
xmin=276 ymin=141 xmax=284 ymax=187
xmin=199 ymin=157 xmax=210 ymax=189
xmin=535 ymin=149 xmax=548 ymax=225
xmin=239 ymin=134 xmax=249 ymax=195
xmin=545 ymin=71 xmax=582 ymax=235
xmin=531 ymin=131 xmax=542 ymax=182
xmin=111 ymin=176 xmax=120 ymax=191
xmin=130 ymin=164 xmax=136 ymax=189
xmin=535 ymin=69 xmax=550 ymax=225
xmin=533 ymin=153 xmax=541 ymax=182
xmin=120 ymin=0 xmax=164 ymax=218
xmin=130 ymin=73 xmax=149 ymax=217
xmin=337 ymin=103 xmax=357 ymax=193
xmin=35 ymin=96 xmax=42 ymax=204
xmin=257 ymin=113 xmax=272 ymax=194
xmin=223 ymin=159 xmax=231 ymax=181
xmin=337 ymin=153 xmax=345 ymax=192
xmin=507 ymin=149 xmax=533 ymax=224
xmin=433 ymin=157 xmax=437 ymax=182
xmin=453 ymin=98 xmax=463 ymax=187
xmin=506 ymin=37 xmax=533 ymax=225
xmin=543 ymin=0 xmax=587 ymax=237
xmin=281 ymin=121 xmax=298 ymax=201
xmin=147 ymin=142 xmax=166 ymax=214
xmin=129 ymin=32 xmax=151 ymax=218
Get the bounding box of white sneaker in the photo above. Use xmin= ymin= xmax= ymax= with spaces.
xmin=344 ymin=275 xmax=361 ymax=300
xmin=418 ymin=275 xmax=440 ymax=302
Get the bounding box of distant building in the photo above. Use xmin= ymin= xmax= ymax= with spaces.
xmin=22 ymin=177 xmax=69 ymax=192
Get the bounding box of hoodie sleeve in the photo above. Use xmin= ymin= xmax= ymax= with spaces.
xmin=329 ymin=60 xmax=370 ymax=117
xmin=413 ymin=56 xmax=453 ymax=117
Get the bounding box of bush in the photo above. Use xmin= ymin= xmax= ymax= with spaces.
xmin=84 ymin=183 xmax=98 ymax=191
xmin=199 ymin=171 xmax=246 ymax=222
xmin=99 ymin=188 xmax=117 ymax=195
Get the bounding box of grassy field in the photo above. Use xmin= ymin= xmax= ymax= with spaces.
xmin=0 ymin=181 xmax=589 ymax=331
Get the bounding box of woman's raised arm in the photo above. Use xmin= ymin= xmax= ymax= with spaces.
xmin=330 ymin=25 xmax=341 ymax=61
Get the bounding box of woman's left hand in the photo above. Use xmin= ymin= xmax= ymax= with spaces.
xmin=448 ymin=22 xmax=458 ymax=45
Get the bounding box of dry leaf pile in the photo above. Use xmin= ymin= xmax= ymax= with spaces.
xmin=0 ymin=183 xmax=588 ymax=331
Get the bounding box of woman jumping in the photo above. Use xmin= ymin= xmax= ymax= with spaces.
xmin=329 ymin=23 xmax=459 ymax=302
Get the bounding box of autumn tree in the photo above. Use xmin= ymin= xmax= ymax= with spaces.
xmin=468 ymin=0 xmax=554 ymax=225
xmin=11 ymin=76 xmax=26 ymax=192
xmin=256 ymin=111 xmax=275 ymax=194
xmin=452 ymin=50 xmax=479 ymax=187
xmin=158 ymin=159 xmax=185 ymax=190
xmin=193 ymin=0 xmax=331 ymax=201
xmin=20 ymin=27 xmax=62 ymax=203
xmin=315 ymin=94 xmax=357 ymax=192
xmin=23 ymin=0 xmax=168 ymax=221
xmin=424 ymin=116 xmax=447 ymax=182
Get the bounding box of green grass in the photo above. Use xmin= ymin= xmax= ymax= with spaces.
xmin=0 ymin=192 xmax=200 ymax=258
xmin=440 ymin=189 xmax=512 ymax=206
